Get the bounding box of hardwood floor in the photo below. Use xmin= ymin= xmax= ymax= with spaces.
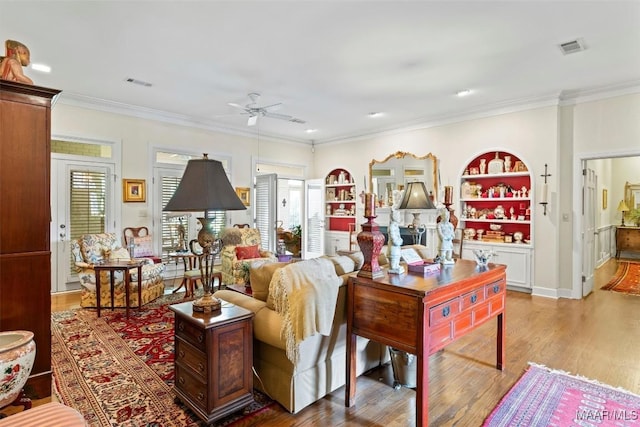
xmin=44 ymin=259 xmax=639 ymax=426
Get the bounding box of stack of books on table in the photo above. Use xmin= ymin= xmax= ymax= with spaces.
xmin=400 ymin=248 xmax=441 ymax=276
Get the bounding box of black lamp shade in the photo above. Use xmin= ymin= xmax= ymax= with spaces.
xmin=399 ymin=181 xmax=436 ymax=210
xmin=163 ymin=157 xmax=247 ymax=213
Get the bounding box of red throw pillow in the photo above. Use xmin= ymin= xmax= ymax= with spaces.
xmin=236 ymin=245 xmax=260 ymax=260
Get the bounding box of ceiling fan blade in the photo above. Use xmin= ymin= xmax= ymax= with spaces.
xmin=263 ymin=112 xmax=293 ymax=120
xmin=228 ymin=102 xmax=248 ymax=111
xmin=247 ymin=115 xmax=258 ymax=126
xmin=260 ymin=102 xmax=282 ymax=112
xmin=263 ymin=112 xmax=307 ymax=124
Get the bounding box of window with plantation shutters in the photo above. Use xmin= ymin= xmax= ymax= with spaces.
xmin=69 ymin=170 xmax=107 ymax=241
xmin=255 ymin=174 xmax=277 ymax=252
xmin=161 ymin=175 xmax=189 ymax=254
xmin=68 ymin=169 xmax=107 ymax=274
xmin=159 ymin=171 xmax=227 ymax=257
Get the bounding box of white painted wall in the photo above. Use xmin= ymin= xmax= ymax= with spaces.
xmin=315 ymin=106 xmax=560 ymax=291
xmin=315 ymin=93 xmax=640 ymax=297
xmin=570 ymin=93 xmax=640 ymax=297
xmin=51 ymin=104 xmax=315 ymax=230
xmin=49 ymin=91 xmax=640 ymax=298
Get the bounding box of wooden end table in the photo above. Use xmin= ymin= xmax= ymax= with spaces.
xmin=169 ymin=300 xmax=254 ymax=424
xmin=226 ymin=283 xmax=253 ymax=296
xmin=345 ymin=259 xmax=506 ymax=426
xmin=94 ymin=259 xmax=144 ymax=318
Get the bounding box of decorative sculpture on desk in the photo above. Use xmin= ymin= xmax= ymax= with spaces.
xmin=387 ymin=189 xmax=405 ymax=275
xmin=437 ymin=208 xmax=456 ymax=265
xmin=473 ymin=249 xmax=494 ymax=268
xmin=0 ymin=40 xmax=33 ymax=84
xmin=357 ymin=193 xmax=385 ymax=279
xmin=176 ymin=217 xmax=187 ymax=252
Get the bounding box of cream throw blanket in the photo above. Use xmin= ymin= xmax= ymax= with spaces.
xmin=269 ymin=257 xmax=341 ymax=364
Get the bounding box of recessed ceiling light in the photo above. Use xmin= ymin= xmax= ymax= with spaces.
xmin=456 ymin=89 xmax=472 ymax=97
xmin=305 ymin=129 xmax=317 ymax=133
xmin=368 ymin=112 xmax=384 ymax=118
xmin=31 ymin=63 xmax=51 ymax=73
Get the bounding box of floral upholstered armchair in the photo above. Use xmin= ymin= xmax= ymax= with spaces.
xmin=219 ymin=226 xmax=277 ymax=285
xmin=71 ymin=233 xmax=165 ymax=308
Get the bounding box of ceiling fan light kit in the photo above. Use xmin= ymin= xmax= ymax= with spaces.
xmin=227 ymin=92 xmax=306 ymax=126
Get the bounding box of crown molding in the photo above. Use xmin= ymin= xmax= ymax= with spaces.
xmin=56 ymin=92 xmax=308 ymax=145
xmin=316 ymin=92 xmax=562 ymax=147
xmin=559 ymin=80 xmax=640 ymax=106
xmin=56 ymin=80 xmax=640 ymax=148
xmin=319 ymin=80 xmax=640 ymax=146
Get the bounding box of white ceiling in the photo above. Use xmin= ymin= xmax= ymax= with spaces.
xmin=2 ymin=1 xmax=639 ymax=144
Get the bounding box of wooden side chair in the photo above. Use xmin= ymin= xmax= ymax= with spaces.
xmin=184 ymin=240 xmax=205 ymax=297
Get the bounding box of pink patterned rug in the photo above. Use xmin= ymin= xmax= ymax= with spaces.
xmin=483 ymin=363 xmax=640 ymax=426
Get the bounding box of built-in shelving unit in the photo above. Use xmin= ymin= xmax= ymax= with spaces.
xmin=459 ymin=151 xmax=534 ymax=291
xmin=325 ymin=168 xmax=356 ymax=231
xmin=324 ymin=168 xmax=356 ymax=255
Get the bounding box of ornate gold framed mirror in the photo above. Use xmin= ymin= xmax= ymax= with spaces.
xmin=625 ymin=181 xmax=640 ymax=210
xmin=369 ymin=151 xmax=438 ymax=207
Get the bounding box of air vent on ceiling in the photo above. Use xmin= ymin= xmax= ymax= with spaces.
xmin=289 ymin=118 xmax=306 ymax=124
xmin=559 ymin=39 xmax=586 ymax=55
xmin=125 ymin=77 xmax=153 ymax=87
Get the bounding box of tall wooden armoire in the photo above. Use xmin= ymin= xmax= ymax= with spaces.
xmin=0 ymin=80 xmax=61 ymax=398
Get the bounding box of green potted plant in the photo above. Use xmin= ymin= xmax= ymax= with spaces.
xmin=288 ymin=225 xmax=302 ymax=257
xmin=628 ymin=208 xmax=640 ymax=227
xmin=240 ymin=261 xmax=251 ymax=287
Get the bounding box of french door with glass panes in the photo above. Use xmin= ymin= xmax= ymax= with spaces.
xmin=50 ymin=159 xmax=114 ymax=293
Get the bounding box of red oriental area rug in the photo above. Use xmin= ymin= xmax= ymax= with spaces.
xmin=483 ymin=363 xmax=640 ymax=427
xmin=601 ymin=261 xmax=640 ymax=295
xmin=51 ymin=293 xmax=277 ymax=427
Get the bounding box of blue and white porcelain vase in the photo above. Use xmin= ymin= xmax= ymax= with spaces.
xmin=473 ymin=249 xmax=494 ymax=268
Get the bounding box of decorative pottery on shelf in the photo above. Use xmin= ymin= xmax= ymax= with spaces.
xmin=0 ymin=330 xmax=36 ymax=409
xmin=473 ymin=249 xmax=494 ymax=268
xmin=488 ymin=152 xmax=505 ymax=174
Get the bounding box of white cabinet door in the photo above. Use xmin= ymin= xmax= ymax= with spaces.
xmin=493 ymin=245 xmax=531 ymax=289
xmin=325 ymin=231 xmax=350 ymax=255
xmin=462 ymin=241 xmax=532 ymax=290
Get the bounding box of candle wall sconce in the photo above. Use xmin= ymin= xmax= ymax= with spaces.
xmin=539 ymin=164 xmax=551 ymax=216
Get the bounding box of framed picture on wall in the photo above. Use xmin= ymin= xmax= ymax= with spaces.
xmin=236 ymin=187 xmax=250 ymax=206
xmin=602 ymin=188 xmax=608 ymax=210
xmin=123 ymin=179 xmax=146 ymax=202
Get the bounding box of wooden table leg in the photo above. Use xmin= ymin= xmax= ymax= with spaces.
xmin=172 ymin=257 xmax=188 ymax=294
xmin=212 ymin=271 xmax=222 ymax=292
xmin=124 ymin=268 xmax=130 ymax=319
xmin=497 ymin=312 xmax=505 ymax=370
xmin=137 ymin=265 xmax=142 ymax=313
xmin=345 ymin=280 xmax=356 ymax=407
xmin=109 ymin=270 xmax=115 ymax=312
xmin=96 ymin=270 xmax=101 ymax=317
xmin=345 ymin=332 xmax=356 ymax=407
xmin=417 ymin=304 xmax=428 ymax=427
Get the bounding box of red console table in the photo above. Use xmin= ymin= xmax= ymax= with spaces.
xmin=345 ymin=259 xmax=506 ymax=426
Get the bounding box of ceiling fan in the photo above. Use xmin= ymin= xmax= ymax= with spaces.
xmin=228 ymin=93 xmax=306 ymax=126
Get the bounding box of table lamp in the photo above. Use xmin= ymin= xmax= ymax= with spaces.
xmin=399 ymin=181 xmax=436 ymax=244
xmin=617 ymin=200 xmax=630 ymax=226
xmin=164 ymin=154 xmax=246 ymax=312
